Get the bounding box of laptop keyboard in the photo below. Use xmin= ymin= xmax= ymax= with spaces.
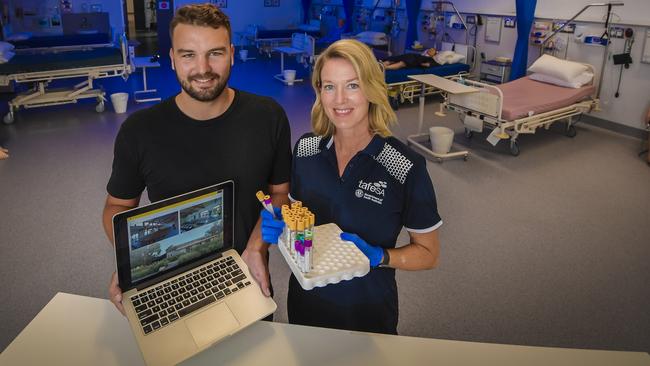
xmin=130 ymin=255 xmax=252 ymax=335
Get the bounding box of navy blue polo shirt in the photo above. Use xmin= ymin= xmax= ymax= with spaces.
xmin=290 ymin=133 xmax=442 ymax=249
xmin=287 ymin=133 xmax=442 ymax=334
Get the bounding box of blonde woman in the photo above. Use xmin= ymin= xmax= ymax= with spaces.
xmin=262 ymin=39 xmax=442 ymax=334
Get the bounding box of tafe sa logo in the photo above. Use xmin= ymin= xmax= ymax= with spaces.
xmin=358 ymin=180 xmax=387 ymax=196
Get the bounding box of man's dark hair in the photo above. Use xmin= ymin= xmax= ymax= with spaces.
xmin=169 ymin=4 xmax=231 ymax=44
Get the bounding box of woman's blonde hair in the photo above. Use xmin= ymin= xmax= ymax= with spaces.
xmin=311 ymin=39 xmax=396 ymax=137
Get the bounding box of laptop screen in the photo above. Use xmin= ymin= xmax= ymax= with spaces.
xmin=114 ymin=181 xmax=234 ymax=291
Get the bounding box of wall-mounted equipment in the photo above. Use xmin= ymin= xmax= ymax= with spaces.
xmin=574 ymin=25 xmax=609 ymax=46
xmin=503 ymin=17 xmax=516 ymax=28
xmin=530 ymin=21 xmax=552 ymax=45
xmin=553 ymin=22 xmax=575 ymax=34
xmin=609 ymin=26 xmax=625 ymax=38
xmin=642 ymin=28 xmax=650 ymax=64
xmin=613 ymin=28 xmax=634 ymax=98
xmin=466 ymin=15 xmax=476 ymax=25
xmin=447 ymin=14 xmax=465 ymax=29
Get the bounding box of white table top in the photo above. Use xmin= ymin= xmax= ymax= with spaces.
xmin=408 ymin=74 xmax=479 ymax=94
xmin=1 ymin=293 xmax=649 ymax=366
xmin=133 ymin=56 xmax=161 ymax=68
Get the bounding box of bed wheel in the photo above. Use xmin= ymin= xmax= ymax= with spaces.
xmin=565 ymin=125 xmax=577 ymax=138
xmin=509 ymin=141 xmax=520 ymax=156
xmin=3 ymin=112 xmax=14 ymax=125
xmin=436 ymin=157 xmax=443 ymax=163
xmin=464 ymin=129 xmax=474 ymax=139
xmin=463 ymin=154 xmax=469 ymax=161
xmin=95 ymin=101 xmax=105 ymax=113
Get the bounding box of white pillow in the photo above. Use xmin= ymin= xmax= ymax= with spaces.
xmin=529 ymin=71 xmax=594 ymax=88
xmin=356 ymin=31 xmax=386 ymax=41
xmin=0 ymin=51 xmax=15 ymax=63
xmin=528 ymin=54 xmax=588 ymax=83
xmin=433 ymin=51 xmax=466 ymax=65
xmin=0 ymin=41 xmax=15 ymax=53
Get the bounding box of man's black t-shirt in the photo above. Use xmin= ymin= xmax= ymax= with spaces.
xmin=107 ymin=89 xmax=292 ymax=252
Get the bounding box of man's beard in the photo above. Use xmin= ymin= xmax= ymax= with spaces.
xmin=177 ymin=67 xmax=230 ymax=102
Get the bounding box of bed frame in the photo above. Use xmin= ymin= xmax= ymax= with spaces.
xmin=385 ymin=42 xmax=475 ymax=108
xmin=0 ymin=34 xmax=132 ymax=124
xmin=444 ymin=63 xmax=599 ymax=156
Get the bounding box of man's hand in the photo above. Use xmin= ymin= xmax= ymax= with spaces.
xmin=261 ymin=208 xmax=284 ymax=244
xmin=109 ymin=271 xmax=126 ymax=316
xmin=242 ymin=246 xmax=271 ymax=297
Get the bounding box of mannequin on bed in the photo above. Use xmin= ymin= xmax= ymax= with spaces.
xmin=381 ymin=48 xmax=439 ymax=70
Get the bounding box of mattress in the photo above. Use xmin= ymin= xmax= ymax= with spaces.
xmin=385 ymin=63 xmax=470 ymax=84
xmin=10 ymin=33 xmax=112 ymax=49
xmin=0 ymin=47 xmax=123 ymax=75
xmin=497 ymin=76 xmax=595 ymax=120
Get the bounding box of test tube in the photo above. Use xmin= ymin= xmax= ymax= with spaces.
xmin=287 ymin=217 xmax=297 ymax=258
xmin=303 ymin=216 xmax=313 ymax=273
xmin=296 ymin=219 xmax=306 ymax=272
xmin=281 ymin=205 xmax=290 ymax=245
xmin=256 ymin=191 xmax=276 ymax=218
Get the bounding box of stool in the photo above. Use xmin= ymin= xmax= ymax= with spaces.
xmin=133 ymin=56 xmax=162 ymax=103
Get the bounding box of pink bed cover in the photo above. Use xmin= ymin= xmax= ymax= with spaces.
xmin=496 ymin=76 xmax=595 ymax=121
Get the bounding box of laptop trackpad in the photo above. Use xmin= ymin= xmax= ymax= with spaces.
xmin=185 ymin=303 xmax=240 ymax=348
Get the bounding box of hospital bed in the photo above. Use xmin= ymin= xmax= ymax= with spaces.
xmin=244 ymin=25 xmax=320 ymax=57
xmin=0 ymin=34 xmax=132 ymax=124
xmin=384 ymin=42 xmax=474 ymax=109
xmin=442 ymin=64 xmax=599 ymax=156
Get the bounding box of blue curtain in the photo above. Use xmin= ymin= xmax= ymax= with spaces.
xmin=405 ymin=0 xmax=422 ymax=50
xmin=301 ymin=0 xmax=311 ymax=24
xmin=343 ymin=0 xmax=355 ymax=33
xmin=510 ymin=0 xmax=537 ymax=80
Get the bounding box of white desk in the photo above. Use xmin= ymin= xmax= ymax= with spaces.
xmin=133 ymin=56 xmax=162 ymax=103
xmin=2 ymin=293 xmax=649 ymax=366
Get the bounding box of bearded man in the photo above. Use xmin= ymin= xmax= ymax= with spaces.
xmin=102 ymin=4 xmax=291 ymax=315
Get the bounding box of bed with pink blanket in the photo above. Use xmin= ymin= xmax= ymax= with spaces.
xmin=497 ymin=76 xmax=595 ymax=121
xmin=445 ymin=72 xmax=599 ymax=156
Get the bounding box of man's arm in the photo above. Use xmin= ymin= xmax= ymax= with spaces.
xmin=103 ymin=193 xmax=140 ymax=315
xmin=102 ymin=194 xmax=141 ymax=245
xmin=242 ymin=182 xmax=290 ymax=297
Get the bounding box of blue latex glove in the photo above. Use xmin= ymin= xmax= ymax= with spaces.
xmin=340 ymin=232 xmax=383 ymax=268
xmin=261 ymin=208 xmax=284 ymax=244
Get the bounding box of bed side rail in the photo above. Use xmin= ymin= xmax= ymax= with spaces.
xmin=446 ymin=77 xmax=503 ymax=119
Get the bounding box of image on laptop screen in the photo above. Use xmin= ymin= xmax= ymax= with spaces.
xmin=127 ymin=190 xmax=225 ymax=283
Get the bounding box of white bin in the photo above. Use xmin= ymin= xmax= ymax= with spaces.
xmin=283 ymin=69 xmax=296 ymax=85
xmin=239 ymin=49 xmax=248 ymax=61
xmin=429 ymin=126 xmax=454 ymax=154
xmin=110 ymin=93 xmax=129 ymax=114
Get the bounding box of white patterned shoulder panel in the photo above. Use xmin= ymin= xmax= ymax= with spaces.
xmin=296 ymin=136 xmax=323 ymax=157
xmin=374 ymin=143 xmax=413 ymax=184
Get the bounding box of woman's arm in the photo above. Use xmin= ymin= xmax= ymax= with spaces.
xmin=384 ymin=229 xmax=440 ymax=270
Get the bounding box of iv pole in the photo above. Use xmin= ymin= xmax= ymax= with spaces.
xmin=540 ymin=2 xmax=624 ymax=99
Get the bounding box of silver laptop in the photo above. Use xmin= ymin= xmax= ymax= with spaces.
xmin=113 ymin=181 xmax=276 ymax=366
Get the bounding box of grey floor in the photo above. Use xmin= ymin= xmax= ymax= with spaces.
xmin=1 ymin=54 xmax=649 ymax=355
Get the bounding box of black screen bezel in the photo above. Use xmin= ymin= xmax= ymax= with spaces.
xmin=113 ymin=181 xmax=234 ymax=292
